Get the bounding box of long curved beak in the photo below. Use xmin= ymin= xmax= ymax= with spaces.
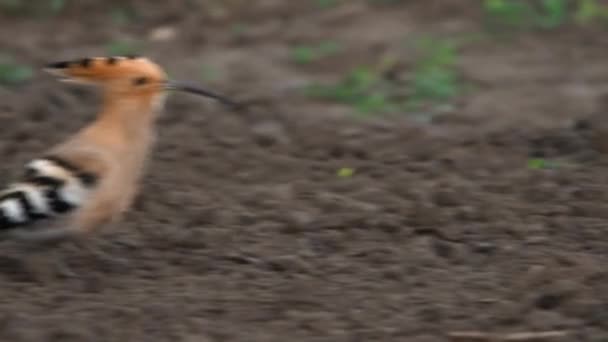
xmin=166 ymin=80 xmax=241 ymax=109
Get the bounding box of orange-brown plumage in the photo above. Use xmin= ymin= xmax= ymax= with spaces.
xmin=0 ymin=56 xmax=238 ymax=246
xmin=50 ymin=57 xmax=168 ymax=235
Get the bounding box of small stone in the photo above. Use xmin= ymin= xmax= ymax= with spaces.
xmin=583 ymin=303 xmax=608 ymax=328
xmin=289 ymin=210 xmax=315 ymax=227
xmin=148 ymin=26 xmax=178 ymax=42
xmin=535 ymin=293 xmax=563 ymax=310
xmin=471 ymin=241 xmax=497 ymax=254
xmin=251 ymin=121 xmax=290 ymax=146
xmin=417 ymin=306 xmax=442 ymax=323
xmin=266 ymin=255 xmax=308 ymax=274
xmin=433 ymin=189 xmax=461 ymax=207
xmin=573 ymin=118 xmax=590 ymax=131
xmin=433 ymin=240 xmax=453 ymax=259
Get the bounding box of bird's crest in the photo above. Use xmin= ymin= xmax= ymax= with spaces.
xmin=44 ymin=55 xmax=166 ymax=86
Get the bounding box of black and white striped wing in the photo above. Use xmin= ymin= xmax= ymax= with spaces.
xmin=0 ymin=155 xmax=98 ymax=231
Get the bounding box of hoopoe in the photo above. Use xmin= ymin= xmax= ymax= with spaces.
xmin=0 ymin=56 xmax=238 ymax=247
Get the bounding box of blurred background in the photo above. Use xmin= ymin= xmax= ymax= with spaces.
xmin=0 ymin=1 xmax=608 ymax=341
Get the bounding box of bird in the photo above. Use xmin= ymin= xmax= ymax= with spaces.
xmin=0 ymin=56 xmax=239 ymax=277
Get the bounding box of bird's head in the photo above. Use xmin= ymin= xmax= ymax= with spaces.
xmin=44 ymin=56 xmax=238 ymax=109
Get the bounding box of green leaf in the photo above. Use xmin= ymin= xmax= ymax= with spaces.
xmin=291 ymin=46 xmax=315 ymax=64
xmin=0 ymin=0 xmax=23 ymax=12
xmin=0 ymin=56 xmax=33 ymax=85
xmin=337 ymin=167 xmax=355 ymax=178
xmin=528 ymin=158 xmax=546 ymax=169
xmin=576 ymin=0 xmax=601 ymax=24
xmin=231 ymin=23 xmax=247 ymax=35
xmin=539 ymin=0 xmax=567 ymax=28
xmin=356 ymin=93 xmax=389 ymax=113
xmin=291 ymin=41 xmax=341 ymax=64
xmin=316 ymin=0 xmax=338 ymax=9
xmin=106 ymin=40 xmax=140 ymax=56
xmin=50 ymin=0 xmax=66 ymax=14
xmin=483 ymin=0 xmax=534 ymax=28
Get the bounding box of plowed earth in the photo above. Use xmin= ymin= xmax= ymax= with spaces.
xmin=0 ymin=1 xmax=607 ymax=341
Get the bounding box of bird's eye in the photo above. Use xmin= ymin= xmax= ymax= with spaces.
xmin=133 ymin=77 xmax=148 ymax=86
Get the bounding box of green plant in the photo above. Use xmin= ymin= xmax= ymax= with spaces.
xmin=0 ymin=55 xmax=33 ymax=86
xmin=291 ymin=41 xmax=341 ymax=64
xmin=0 ymin=0 xmax=66 ymax=16
xmin=575 ymin=0 xmax=608 ymax=23
xmin=337 ymin=167 xmax=355 ymax=178
xmin=368 ymin=0 xmax=407 ymax=5
xmin=305 ymin=66 xmax=396 ymax=114
xmin=105 ymin=40 xmax=141 ymax=56
xmin=231 ymin=23 xmax=247 ymax=36
xmin=483 ymin=0 xmax=535 ymax=29
xmin=0 ymin=0 xmax=27 ymax=14
xmin=110 ymin=6 xmax=137 ymax=25
xmin=483 ymin=0 xmax=608 ymax=30
xmin=51 ymin=0 xmax=65 ymax=12
xmin=528 ymin=158 xmax=558 ymax=169
xmin=316 ymin=0 xmax=339 ymax=9
xmin=482 ymin=0 xmax=569 ymax=29
xmin=539 ymin=0 xmax=569 ymax=28
xmin=407 ymin=38 xmax=461 ymax=109
xmin=304 ymin=37 xmax=465 ymax=117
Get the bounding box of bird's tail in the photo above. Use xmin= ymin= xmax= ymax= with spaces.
xmin=0 ymin=156 xmax=97 ymax=231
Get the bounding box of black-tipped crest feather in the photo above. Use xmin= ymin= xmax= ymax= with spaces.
xmin=46 ymin=60 xmax=71 ymax=69
xmin=80 ymin=58 xmax=92 ymax=68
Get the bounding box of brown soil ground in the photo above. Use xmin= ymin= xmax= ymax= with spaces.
xmin=1 ymin=1 xmax=608 ymax=341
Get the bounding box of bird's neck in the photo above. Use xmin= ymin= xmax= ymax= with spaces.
xmin=75 ymin=92 xmax=165 ymax=156
xmin=95 ymin=92 xmax=165 ymax=139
